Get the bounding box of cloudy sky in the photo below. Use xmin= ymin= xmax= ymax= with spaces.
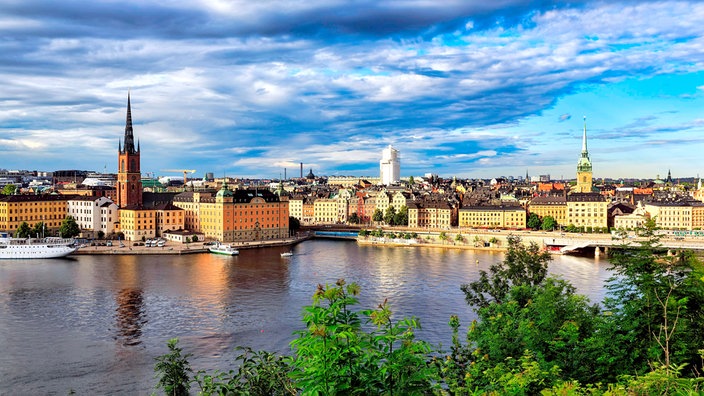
xmin=2 ymin=1 xmax=704 ymax=180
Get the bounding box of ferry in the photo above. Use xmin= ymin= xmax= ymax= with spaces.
xmin=208 ymin=242 xmax=239 ymax=256
xmin=0 ymin=232 xmax=78 ymax=259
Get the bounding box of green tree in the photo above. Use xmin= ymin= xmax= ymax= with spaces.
xmin=154 ymin=338 xmax=192 ymax=396
xmin=194 ymin=347 xmax=295 ymax=395
xmin=31 ymin=221 xmax=45 ymax=238
xmin=97 ymin=230 xmax=105 ymax=240
xmin=358 ymin=229 xmax=370 ymax=237
xmin=439 ymin=231 xmax=448 ymax=244
xmin=16 ymin=222 xmax=31 ymax=238
xmin=2 ymin=184 xmax=17 ymax=195
xmin=461 ymin=235 xmax=551 ymax=308
xmin=348 ymin=213 xmax=360 ymax=224
xmin=393 ymin=205 xmax=408 ymax=226
xmin=541 ymin=216 xmax=557 ymax=231
xmin=384 ymin=206 xmax=396 ymax=225
xmin=59 ymin=216 xmax=80 ymax=238
xmin=289 ymin=279 xmax=437 ymax=394
xmin=527 ymin=212 xmax=541 ymax=230
xmin=289 ymin=216 xmax=301 ymax=234
xmin=455 ymin=233 xmax=464 ymax=243
xmin=599 ymin=219 xmax=704 ymax=381
xmin=191 ymin=235 xmax=198 ymax=242
xmin=408 ymin=175 xmax=414 ymax=186
xmin=372 ymin=208 xmax=383 ymax=223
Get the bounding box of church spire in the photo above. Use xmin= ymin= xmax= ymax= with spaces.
xmin=122 ymin=91 xmax=137 ymax=154
xmin=581 ymin=116 xmax=588 ymax=154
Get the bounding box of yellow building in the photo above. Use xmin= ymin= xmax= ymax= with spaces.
xmin=644 ymin=201 xmax=704 ymax=230
xmin=173 ymin=191 xmax=207 ymax=232
xmin=459 ymin=204 xmax=526 ymax=229
xmin=566 ymin=193 xmax=608 ymax=230
xmin=314 ymin=197 xmax=338 ymax=224
xmin=528 ymin=195 xmax=567 ymax=226
xmin=288 ymin=196 xmax=304 ymax=222
xmin=118 ymin=206 xmax=156 ymax=241
xmin=0 ymin=194 xmax=74 ymax=235
xmin=175 ymin=183 xmax=289 ymax=242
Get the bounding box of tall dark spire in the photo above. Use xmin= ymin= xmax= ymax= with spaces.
xmin=122 ymin=92 xmax=137 ymax=154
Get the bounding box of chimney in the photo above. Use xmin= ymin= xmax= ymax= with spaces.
xmin=300 ymin=163 xmax=303 ymax=178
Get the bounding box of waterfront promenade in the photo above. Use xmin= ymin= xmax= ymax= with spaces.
xmin=73 ymin=234 xmax=312 ymax=255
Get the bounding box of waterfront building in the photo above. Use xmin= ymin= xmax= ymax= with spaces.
xmin=574 ymin=117 xmax=593 ymax=193
xmin=176 ymin=182 xmax=289 ymax=242
xmin=172 ymin=191 xmax=207 ymax=232
xmin=116 ymin=93 xmax=143 ymax=208
xmin=644 ymin=201 xmax=704 ymax=230
xmin=528 ymin=195 xmax=567 ymax=226
xmin=566 ymin=193 xmax=608 ymax=230
xmin=380 ymin=145 xmax=400 ymax=186
xmin=313 ymin=197 xmax=338 ymax=224
xmin=459 ymin=204 xmax=526 ymax=229
xmin=118 ymin=206 xmax=156 ymax=241
xmin=66 ymin=196 xmax=119 ymax=238
xmin=374 ymin=190 xmax=392 ymax=216
xmin=0 ymin=194 xmax=74 ymax=235
xmin=613 ymin=202 xmax=647 ymax=230
xmin=153 ymin=203 xmax=185 ymax=236
xmin=407 ymin=197 xmax=452 ymax=229
xmin=287 ymin=196 xmax=304 ymax=223
xmin=391 ymin=191 xmax=410 ymax=212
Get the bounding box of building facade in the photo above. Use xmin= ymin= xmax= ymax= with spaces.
xmin=459 ymin=204 xmax=526 ymax=229
xmin=0 ymin=194 xmax=73 ymax=235
xmin=67 ymin=196 xmax=119 ymax=238
xmin=566 ymin=193 xmax=608 ymax=230
xmin=380 ymin=145 xmax=400 ymax=186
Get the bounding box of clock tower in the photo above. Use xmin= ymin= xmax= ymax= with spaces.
xmin=117 ymin=93 xmax=143 ymax=207
xmin=575 ymin=116 xmax=593 ymax=193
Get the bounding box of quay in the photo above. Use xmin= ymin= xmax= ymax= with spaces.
xmin=72 ymin=234 xmax=312 ymax=256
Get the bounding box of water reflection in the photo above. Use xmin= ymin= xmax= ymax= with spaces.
xmin=115 ymin=288 xmax=145 ymax=346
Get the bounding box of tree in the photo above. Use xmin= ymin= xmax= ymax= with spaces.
xmin=289 ymin=280 xmax=437 ymax=394
xmin=31 ymin=221 xmax=45 ymax=238
xmin=461 ymin=235 xmax=551 ymax=309
xmin=288 ymin=216 xmax=301 ymax=234
xmin=527 ymin=212 xmax=541 ymax=230
xmin=2 ymin=184 xmax=17 ymax=195
xmin=384 ymin=206 xmax=396 ymax=225
xmin=394 ymin=205 xmax=408 ymax=226
xmin=455 ymin=233 xmax=464 ymax=243
xmin=439 ymin=231 xmax=448 ymax=244
xmin=598 ymin=219 xmax=704 ymax=380
xmin=348 ymin=213 xmax=360 ymax=224
xmin=408 ymin=175 xmax=415 ymax=186
xmin=154 ymin=338 xmax=193 ymax=396
xmin=372 ymin=208 xmax=383 ymax=223
xmin=59 ymin=216 xmax=80 ymax=238
xmin=541 ymin=216 xmax=557 ymax=231
xmin=191 ymin=235 xmax=198 ymax=242
xmin=97 ymin=230 xmax=105 ymax=240
xmin=16 ymin=222 xmax=31 ymax=238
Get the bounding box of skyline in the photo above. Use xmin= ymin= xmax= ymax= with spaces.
xmin=2 ymin=2 xmax=704 ymax=180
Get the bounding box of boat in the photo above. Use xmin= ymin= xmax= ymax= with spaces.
xmin=280 ymin=252 xmax=293 ymax=257
xmin=208 ymin=242 xmax=239 ymax=256
xmin=0 ymin=232 xmax=78 ymax=259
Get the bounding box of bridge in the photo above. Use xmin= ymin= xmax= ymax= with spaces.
xmin=544 ymin=235 xmax=704 ymax=256
xmin=314 ymin=231 xmax=359 ymax=240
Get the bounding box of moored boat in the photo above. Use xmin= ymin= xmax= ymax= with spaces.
xmin=208 ymin=242 xmax=239 ymax=256
xmin=0 ymin=232 xmax=77 ymax=259
xmin=280 ymin=252 xmax=293 ymax=257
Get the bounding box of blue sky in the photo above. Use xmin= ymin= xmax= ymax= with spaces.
xmin=2 ymin=1 xmax=704 ymax=180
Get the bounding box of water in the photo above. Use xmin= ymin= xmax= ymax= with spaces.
xmin=0 ymin=240 xmax=611 ymax=395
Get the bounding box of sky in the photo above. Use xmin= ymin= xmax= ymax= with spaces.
xmin=2 ymin=1 xmax=704 ymax=180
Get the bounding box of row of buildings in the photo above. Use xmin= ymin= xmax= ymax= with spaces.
xmin=3 ymin=98 xmax=704 ymax=241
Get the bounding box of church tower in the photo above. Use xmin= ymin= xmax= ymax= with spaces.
xmin=575 ymin=116 xmax=593 ymax=193
xmin=117 ymin=92 xmax=143 ymax=207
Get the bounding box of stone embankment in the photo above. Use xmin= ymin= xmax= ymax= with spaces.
xmin=72 ymin=234 xmax=312 ymax=256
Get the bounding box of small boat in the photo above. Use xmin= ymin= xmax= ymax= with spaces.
xmin=209 ymin=242 xmax=239 ymax=256
xmin=280 ymin=252 xmax=293 ymax=257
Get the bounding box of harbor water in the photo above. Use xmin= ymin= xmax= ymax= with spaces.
xmin=0 ymin=239 xmax=611 ymax=394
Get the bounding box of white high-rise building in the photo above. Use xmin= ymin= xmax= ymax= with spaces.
xmin=380 ymin=145 xmax=400 ymax=185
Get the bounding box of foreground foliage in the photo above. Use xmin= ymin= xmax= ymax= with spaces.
xmin=155 ymin=230 xmax=704 ymax=395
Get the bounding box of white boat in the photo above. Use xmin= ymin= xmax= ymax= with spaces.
xmin=0 ymin=232 xmax=77 ymax=259
xmin=280 ymin=252 xmax=293 ymax=257
xmin=208 ymin=242 xmax=239 ymax=256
